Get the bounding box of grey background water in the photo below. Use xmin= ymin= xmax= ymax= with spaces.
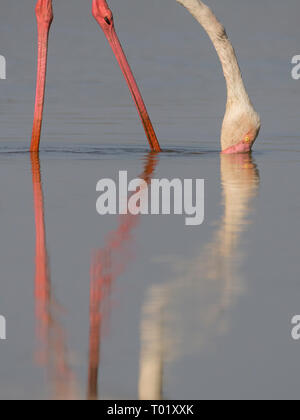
xmin=0 ymin=0 xmax=300 ymax=400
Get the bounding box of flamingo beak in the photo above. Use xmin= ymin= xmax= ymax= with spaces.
xmin=92 ymin=2 xmax=161 ymax=152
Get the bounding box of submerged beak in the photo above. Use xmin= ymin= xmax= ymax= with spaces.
xmin=94 ymin=7 xmax=161 ymax=152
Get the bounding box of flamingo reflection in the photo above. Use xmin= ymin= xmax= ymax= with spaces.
xmin=88 ymin=152 xmax=159 ymax=400
xmin=31 ymin=154 xmax=78 ymax=399
xmin=138 ymin=153 xmax=260 ymax=399
xmin=31 ymin=151 xmax=259 ymax=399
xmin=31 ymin=152 xmax=159 ymax=399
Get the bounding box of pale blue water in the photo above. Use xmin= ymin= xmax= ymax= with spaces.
xmin=0 ymin=0 xmax=300 ymax=400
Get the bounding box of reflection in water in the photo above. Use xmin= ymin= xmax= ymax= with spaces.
xmin=30 ymin=151 xmax=259 ymax=400
xmin=31 ymin=153 xmax=50 ymax=364
xmin=31 ymin=154 xmax=78 ymax=400
xmin=139 ymin=285 xmax=166 ymax=400
xmin=88 ymin=153 xmax=159 ymax=400
xmin=138 ymin=153 xmax=260 ymax=399
xmin=31 ymin=152 xmax=159 ymax=400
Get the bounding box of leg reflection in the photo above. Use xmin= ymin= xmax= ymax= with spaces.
xmin=88 ymin=153 xmax=159 ymax=400
xmin=31 ymin=153 xmax=77 ymax=399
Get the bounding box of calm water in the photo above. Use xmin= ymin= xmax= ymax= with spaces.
xmin=0 ymin=0 xmax=300 ymax=400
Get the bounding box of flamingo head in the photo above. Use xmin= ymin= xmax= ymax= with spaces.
xmin=35 ymin=0 xmax=53 ymax=27
xmin=221 ymin=106 xmax=261 ymax=154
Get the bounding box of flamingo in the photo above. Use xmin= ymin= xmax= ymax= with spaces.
xmin=176 ymin=0 xmax=261 ymax=153
xmin=31 ymin=0 xmax=161 ymax=153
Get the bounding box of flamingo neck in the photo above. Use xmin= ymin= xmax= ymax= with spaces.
xmin=177 ymin=0 xmax=251 ymax=105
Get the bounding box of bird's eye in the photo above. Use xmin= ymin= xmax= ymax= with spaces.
xmin=104 ymin=17 xmax=111 ymax=25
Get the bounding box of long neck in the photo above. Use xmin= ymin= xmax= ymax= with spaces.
xmin=177 ymin=0 xmax=250 ymax=104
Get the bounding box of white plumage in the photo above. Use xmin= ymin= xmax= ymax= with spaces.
xmin=177 ymin=0 xmax=261 ymax=152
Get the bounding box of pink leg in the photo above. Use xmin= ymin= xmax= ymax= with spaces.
xmin=31 ymin=0 xmax=53 ymax=153
xmin=92 ymin=0 xmax=161 ymax=152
